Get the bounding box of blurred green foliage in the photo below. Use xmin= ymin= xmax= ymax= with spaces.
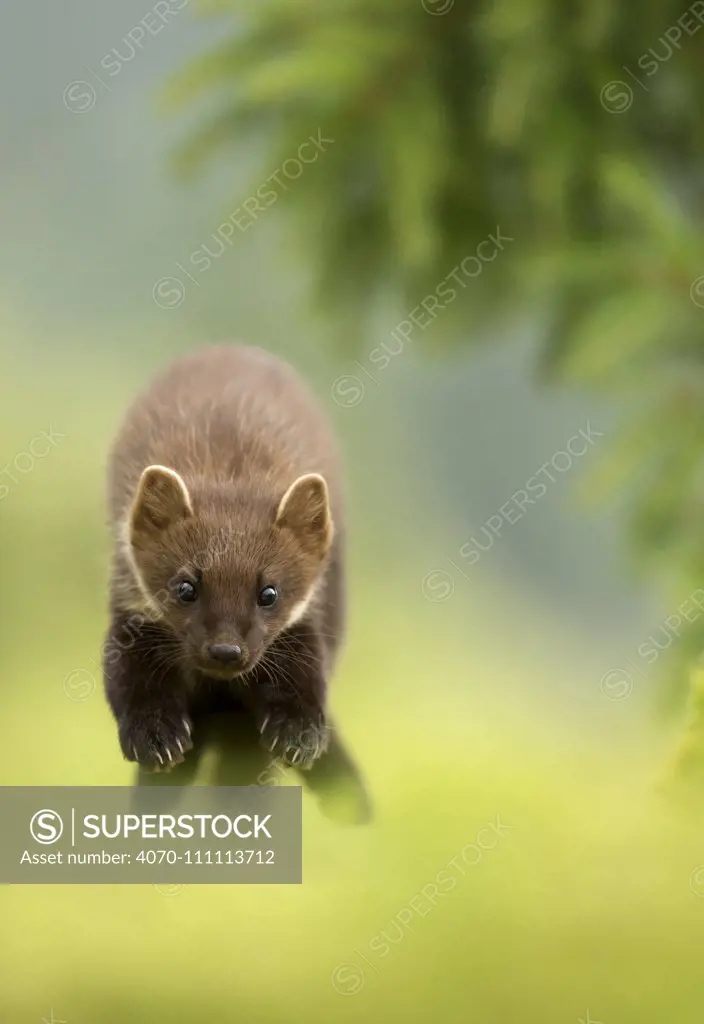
xmin=168 ymin=0 xmax=704 ymax=743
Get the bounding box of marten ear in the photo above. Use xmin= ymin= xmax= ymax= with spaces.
xmin=130 ymin=465 xmax=193 ymax=541
xmin=275 ymin=473 xmax=333 ymax=554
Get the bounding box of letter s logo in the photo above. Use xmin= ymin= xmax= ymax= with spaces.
xmin=30 ymin=809 xmax=64 ymax=845
xmin=62 ymin=81 xmax=97 ymax=114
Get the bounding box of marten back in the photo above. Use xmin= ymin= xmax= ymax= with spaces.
xmin=108 ymin=345 xmax=342 ymax=532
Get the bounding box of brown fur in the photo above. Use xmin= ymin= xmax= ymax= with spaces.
xmin=103 ymin=345 xmax=345 ymax=770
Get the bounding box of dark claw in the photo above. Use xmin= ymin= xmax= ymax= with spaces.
xmin=119 ymin=712 xmax=194 ymax=771
xmin=259 ymin=708 xmax=329 ymax=769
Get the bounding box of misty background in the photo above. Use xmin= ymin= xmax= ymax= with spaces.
xmin=0 ymin=0 xmax=663 ymax=726
xmin=3 ymin=4 xmax=701 ymax=1024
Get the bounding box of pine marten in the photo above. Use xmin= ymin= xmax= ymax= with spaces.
xmin=103 ymin=346 xmax=344 ymax=771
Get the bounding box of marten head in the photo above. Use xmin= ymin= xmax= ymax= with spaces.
xmin=124 ymin=465 xmax=333 ymax=679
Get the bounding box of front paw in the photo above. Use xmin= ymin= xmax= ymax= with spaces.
xmin=119 ymin=711 xmax=193 ymax=771
xmin=258 ymin=707 xmax=330 ymax=769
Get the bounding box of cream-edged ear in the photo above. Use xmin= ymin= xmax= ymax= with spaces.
xmin=130 ymin=465 xmax=193 ymax=541
xmin=275 ymin=473 xmax=333 ymax=554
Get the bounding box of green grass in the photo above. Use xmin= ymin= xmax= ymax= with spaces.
xmin=2 ymin=352 xmax=704 ymax=1023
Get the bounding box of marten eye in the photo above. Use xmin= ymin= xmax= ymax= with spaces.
xmin=176 ymin=580 xmax=198 ymax=604
xmin=257 ymin=585 xmax=278 ymax=608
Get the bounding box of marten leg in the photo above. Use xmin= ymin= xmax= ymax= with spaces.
xmin=251 ymin=621 xmax=329 ymax=769
xmin=103 ymin=612 xmax=193 ymax=770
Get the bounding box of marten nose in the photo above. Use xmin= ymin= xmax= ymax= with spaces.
xmin=208 ymin=643 xmax=244 ymax=665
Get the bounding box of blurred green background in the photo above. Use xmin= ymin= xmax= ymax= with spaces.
xmin=3 ymin=1 xmax=704 ymax=1022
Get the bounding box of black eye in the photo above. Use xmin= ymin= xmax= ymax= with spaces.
xmin=176 ymin=580 xmax=198 ymax=604
xmin=258 ymin=585 xmax=278 ymax=608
